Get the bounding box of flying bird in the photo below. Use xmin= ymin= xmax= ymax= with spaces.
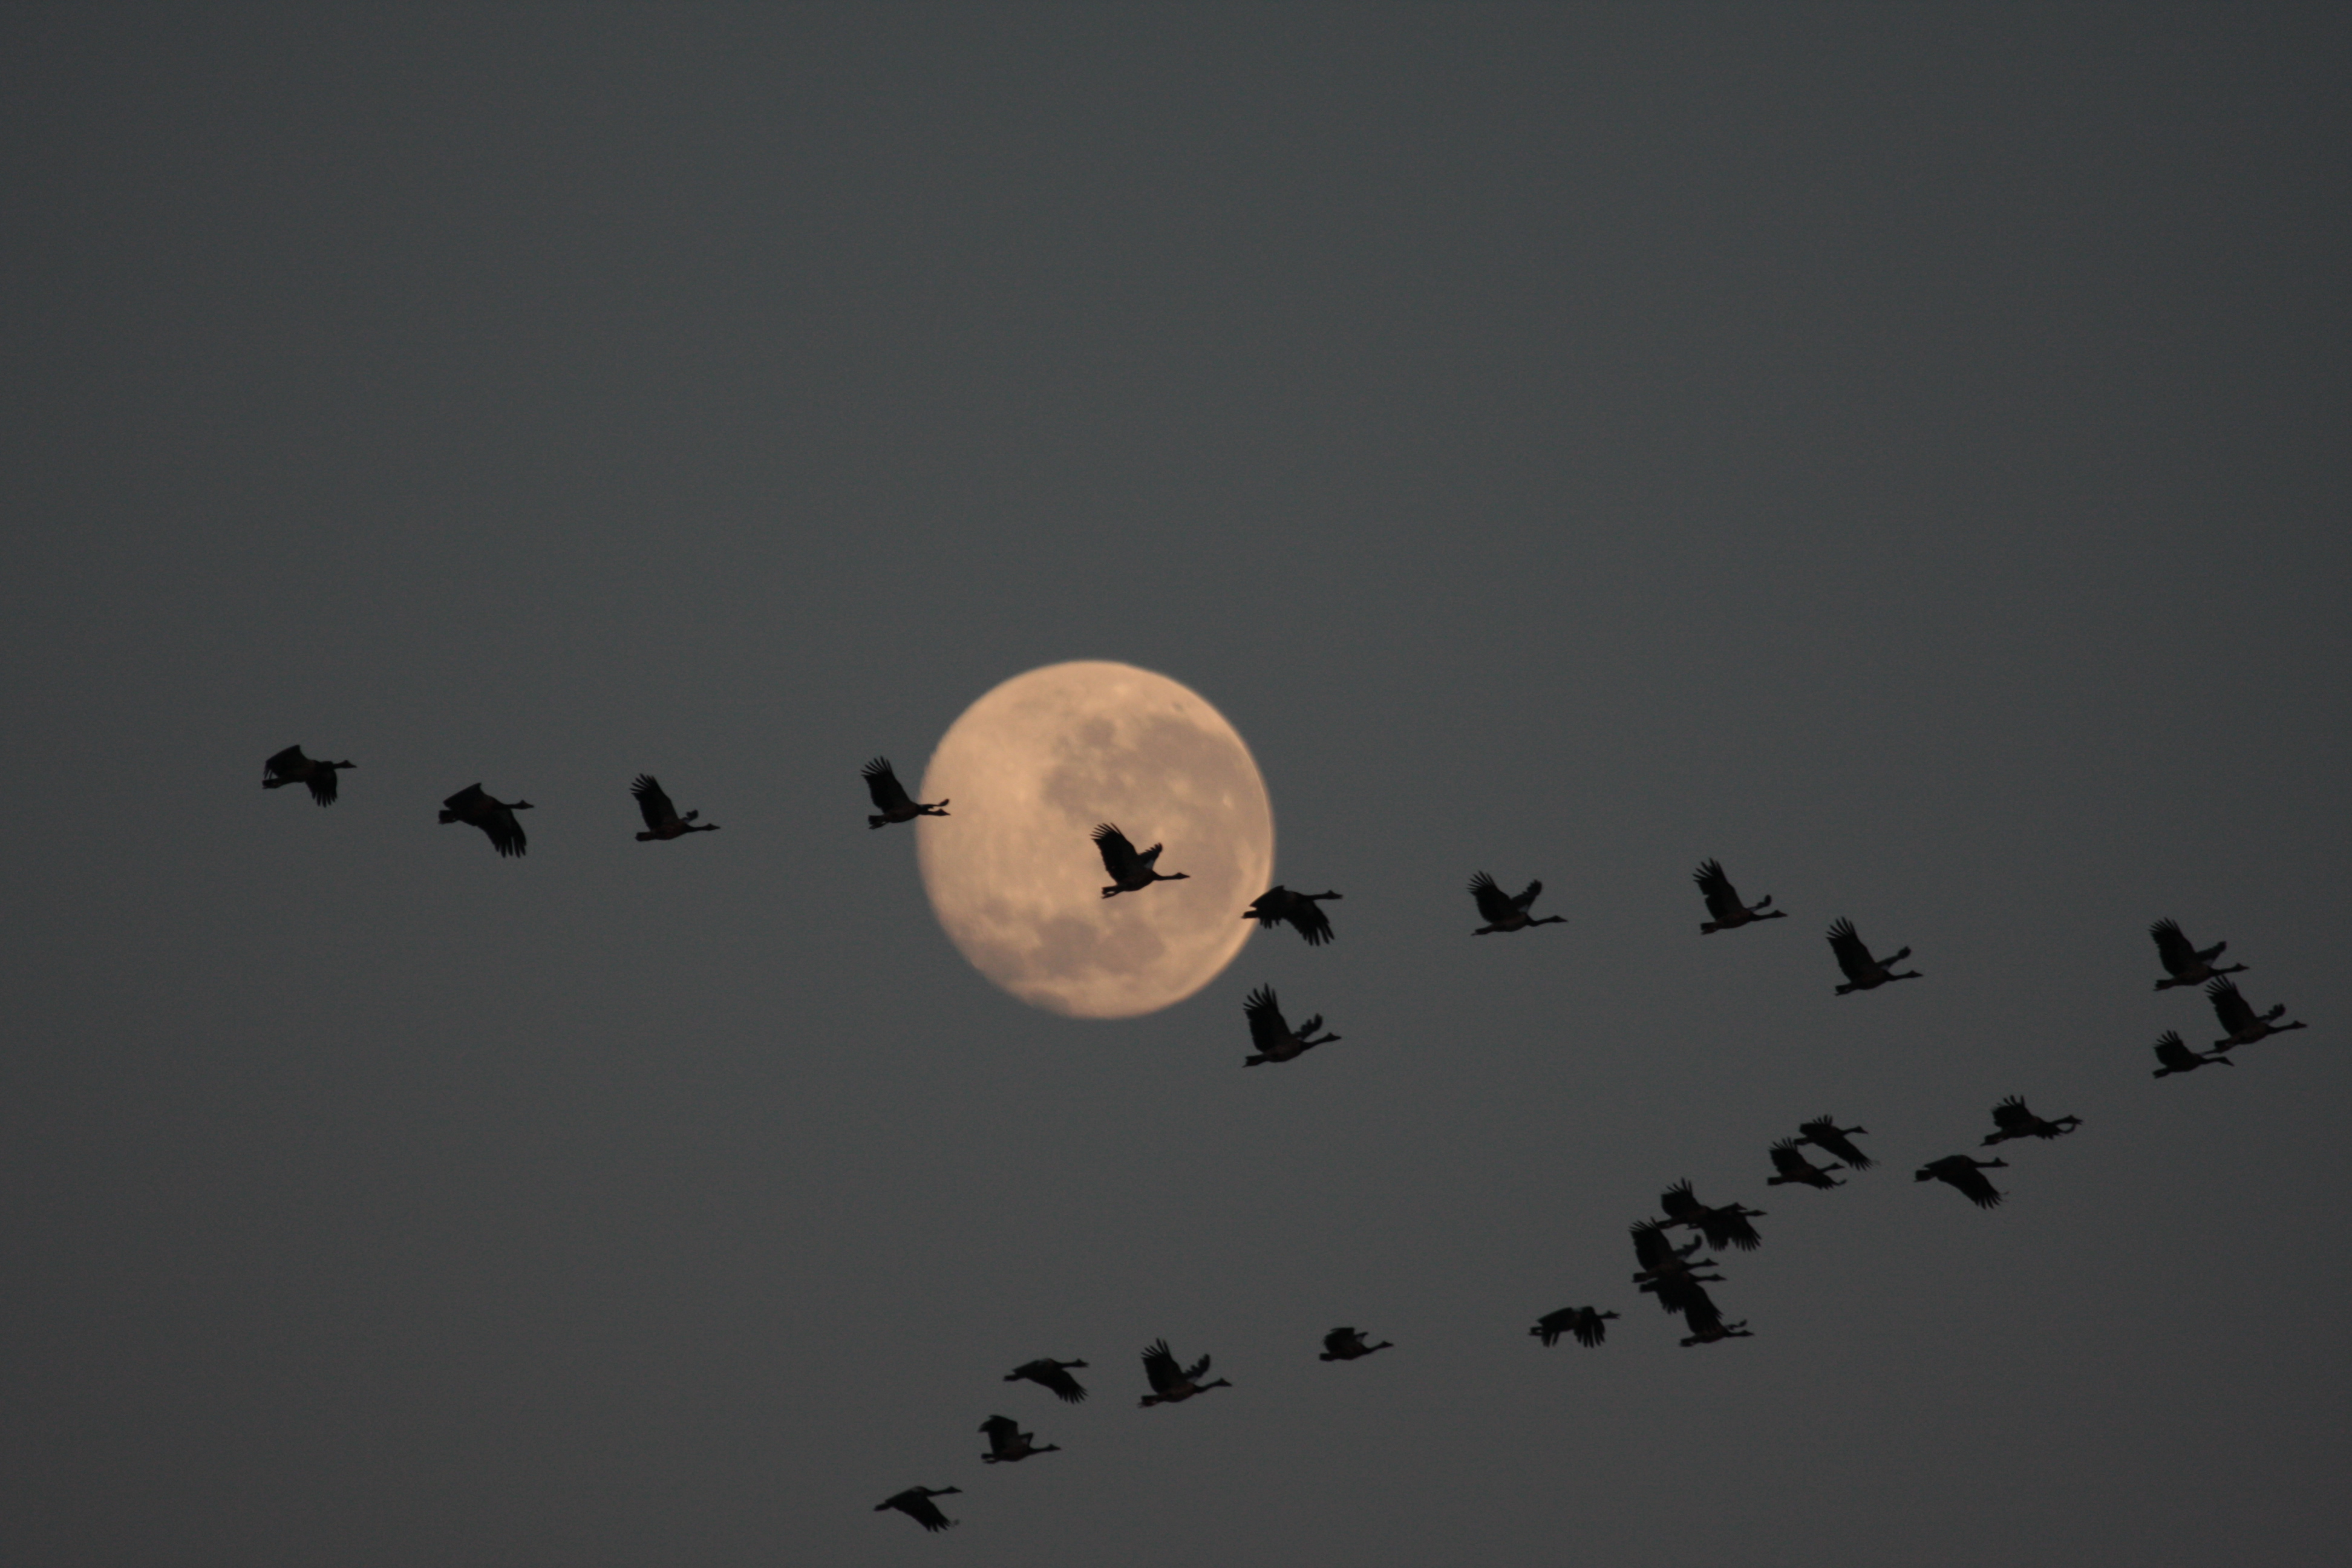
xmin=1530 ymin=1305 xmax=1618 ymax=1348
xmin=1243 ymin=984 xmax=1340 ymax=1066
xmin=978 ymin=1414 xmax=1059 ymax=1463
xmin=438 ymin=784 xmax=531 ymax=858
xmin=1982 ymin=1096 xmax=2082 ymax=1145
xmin=1243 ymin=886 xmax=1342 ymax=946
xmin=2151 ymin=1030 xmax=2233 ymax=1079
xmin=863 ymin=757 xmax=947 ymax=829
xmin=2149 ymin=918 xmax=2246 ymax=991
xmin=1826 ymin=918 xmax=1920 ymax=993
xmin=262 ymin=745 xmax=354 ymax=806
xmin=1468 ymin=872 xmax=1566 ymax=935
xmin=1916 ymin=1154 xmax=2008 ymax=1209
xmin=1138 ymin=1339 xmax=1230 ymax=1406
xmin=1678 ymin=1289 xmax=1754 ymax=1348
xmin=1796 ymin=1116 xmax=1875 ymax=1171
xmin=1003 ymin=1357 xmax=1089 ymax=1403
xmin=874 ymin=1486 xmax=961 ymax=1532
xmin=1318 ymin=1326 xmax=1394 ymax=1362
xmin=1657 ymin=1181 xmax=1765 ymax=1252
xmin=1768 ymin=1140 xmax=1845 ymax=1189
xmin=1693 ymin=858 xmax=1785 ymax=933
xmin=1094 ymin=823 xmax=1189 ymax=897
xmin=2207 ymin=979 xmax=2307 ymax=1048
xmin=1630 ymin=1220 xmax=1721 ymax=1313
xmin=630 ymin=774 xmax=717 ymax=841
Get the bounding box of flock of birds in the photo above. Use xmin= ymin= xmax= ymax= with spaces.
xmin=261 ymin=741 xmax=2315 ymax=1537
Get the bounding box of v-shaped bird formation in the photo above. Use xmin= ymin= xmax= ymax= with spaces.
xmin=256 ymin=743 xmax=2314 ymax=1534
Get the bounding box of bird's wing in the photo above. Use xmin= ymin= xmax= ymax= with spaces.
xmin=1693 ymin=860 xmax=1740 ymax=919
xmin=1140 ymin=1340 xmax=1179 ymax=1391
xmin=1094 ymin=824 xmax=1139 ymax=877
xmin=265 ymin=745 xmax=306 ymax=777
xmin=907 ymin=1496 xmax=950 ymax=1530
xmin=485 ymin=808 xmax=527 ymax=858
xmin=1769 ymin=1143 xmax=1803 ymax=1175
xmin=1659 ymin=1181 xmax=1699 ymax=1221
xmin=1246 ymin=888 xmax=1284 ymax=927
xmin=2149 ymin=918 xmax=2194 ymax=975
xmin=1715 ymin=1210 xmax=1764 ymax=1251
xmin=1290 ymin=900 xmax=1335 ymax=945
xmin=1955 ymin=1167 xmax=2004 ymax=1207
xmin=2207 ymin=979 xmax=2255 ymax=1032
xmin=1468 ymin=872 xmax=1513 ymax=922
xmin=1630 ymin=1221 xmax=1670 ymax=1269
xmin=1514 ymin=880 xmax=1544 ymax=911
xmin=1991 ymin=1097 xmax=2029 ymax=1131
xmin=1572 ymin=1312 xmax=1607 ymax=1348
xmin=630 ymin=774 xmax=674 ymax=831
xmin=307 ymin=768 xmax=340 ymax=805
xmin=443 ymin=783 xmax=488 ymax=814
xmin=1814 ymin=1128 xmax=1873 ymax=1169
xmin=1039 ymin=1364 xmax=1086 ymax=1402
xmin=2154 ymin=1031 xmax=2194 ymax=1067
xmin=1323 ymin=1327 xmax=1355 ymax=1355
xmin=863 ymin=758 xmax=912 ymax=812
xmin=1182 ymin=1352 xmax=1213 ymax=1382
xmin=979 ymin=1415 xmax=1014 ymax=1441
xmin=1681 ymin=1290 xmax=1725 ymax=1336
xmin=1826 ymin=919 xmax=1870 ymax=978
xmin=1244 ymin=986 xmax=1289 ymax=1050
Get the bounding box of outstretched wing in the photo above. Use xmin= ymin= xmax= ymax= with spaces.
xmin=2153 ymin=1031 xmax=2196 ymax=1070
xmin=1659 ymin=1180 xmax=1699 ymax=1223
xmin=264 ymin=745 xmax=307 ymax=779
xmin=1707 ymin=1208 xmax=1763 ymax=1252
xmin=443 ymin=783 xmax=489 ymax=815
xmin=1514 ymin=880 xmax=1544 ymax=912
xmin=1826 ymin=918 xmax=1872 ymax=980
xmin=630 ymin=774 xmax=675 ymax=831
xmin=1629 ymin=1220 xmax=1672 ymax=1271
xmin=1095 ymin=823 xmax=1140 ymax=878
xmin=2149 ymin=918 xmax=2196 ymax=976
xmin=1182 ymin=1351 xmax=1214 ymax=1382
xmin=2207 ymin=979 xmax=2256 ymax=1033
xmin=863 ymin=757 xmax=912 ymax=813
xmin=1801 ymin=1117 xmax=1875 ymax=1169
xmin=1769 ymin=1142 xmax=1805 ymax=1177
xmin=1244 ymin=985 xmax=1290 ymax=1051
xmin=1680 ymin=1289 xmax=1724 ymax=1336
xmin=1952 ymin=1165 xmax=2004 ymax=1208
xmin=481 ymin=806 xmax=527 ymax=858
xmin=1322 ymin=1327 xmax=1357 ymax=1356
xmin=1468 ymin=872 xmax=1514 ymax=923
xmin=1991 ymin=1096 xmax=2031 ymax=1132
xmin=1693 ymin=859 xmax=1740 ymax=920
xmin=1140 ymin=1339 xmax=1180 ymax=1393
xmin=305 ymin=764 xmax=341 ymax=805
xmin=1571 ymin=1310 xmax=1609 ymax=1348
xmin=1288 ymin=898 xmax=1336 ymax=946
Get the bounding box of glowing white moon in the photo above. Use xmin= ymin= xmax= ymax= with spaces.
xmin=916 ymin=662 xmax=1275 ymax=1019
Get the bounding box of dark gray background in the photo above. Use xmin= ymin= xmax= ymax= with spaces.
xmin=5 ymin=6 xmax=2347 ymax=1564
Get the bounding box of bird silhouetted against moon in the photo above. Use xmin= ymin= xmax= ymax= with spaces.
xmin=916 ymin=662 xmax=1274 ymax=1018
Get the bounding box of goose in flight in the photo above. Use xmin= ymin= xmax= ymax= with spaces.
xmin=1656 ymin=1181 xmax=1765 ymax=1252
xmin=1693 ymin=859 xmax=1785 ymax=933
xmin=1243 ymin=984 xmax=1339 ymax=1066
xmin=1982 ymin=1096 xmax=2082 ymax=1145
xmin=262 ymin=745 xmax=354 ymax=806
xmin=1138 ymin=1339 xmax=1230 ymax=1406
xmin=1630 ymin=1221 xmax=1722 ymax=1313
xmin=2149 ymin=918 xmax=2245 ymax=991
xmin=1318 ymin=1326 xmax=1394 ymax=1362
xmin=1795 ymin=1116 xmax=1875 ymax=1171
xmin=2207 ymin=979 xmax=2306 ymax=1048
xmin=1094 ymin=824 xmax=1189 ymax=897
xmin=2151 ymin=1030 xmax=2233 ymax=1079
xmin=1003 ymin=1357 xmax=1089 ymax=1403
xmin=1468 ymin=872 xmax=1565 ymax=935
xmin=1530 ymin=1305 xmax=1618 ymax=1348
xmin=1767 ymin=1139 xmax=1845 ymax=1189
xmin=978 ymin=1414 xmax=1059 ymax=1463
xmin=1678 ymin=1289 xmax=1754 ymax=1348
xmin=439 ymin=784 xmax=531 ymax=858
xmin=1916 ymin=1154 xmax=2008 ymax=1209
xmin=874 ymin=1486 xmax=960 ymax=1532
xmin=1244 ymin=886 xmax=1342 ymax=946
xmin=630 ymin=774 xmax=718 ymax=841
xmin=863 ymin=757 xmax=947 ymax=829
xmin=1826 ymin=918 xmax=1920 ymax=993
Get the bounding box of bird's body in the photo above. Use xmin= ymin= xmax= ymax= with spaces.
xmin=2149 ymin=918 xmax=2245 ymax=990
xmin=1658 ymin=1181 xmax=1765 ymax=1251
xmin=1768 ymin=1140 xmax=1844 ymax=1188
xmin=1796 ymin=1116 xmax=1875 ymax=1171
xmin=630 ymin=774 xmax=717 ymax=841
xmin=2207 ymin=979 xmax=2306 ymax=1048
xmin=1244 ymin=886 xmax=1342 ymax=946
xmin=1916 ymin=1154 xmax=2008 ymax=1208
xmin=875 ymin=1486 xmax=961 ymax=1532
xmin=439 ymin=783 xmax=532 ymax=857
xmin=978 ymin=1414 xmax=1059 ymax=1463
xmin=1243 ymin=984 xmax=1339 ymax=1066
xmin=1982 ymin=1095 xmax=2082 ymax=1145
xmin=1138 ymin=1339 xmax=1230 ymax=1406
xmin=863 ymin=757 xmax=947 ymax=829
xmin=2152 ymin=1030 xmax=2233 ymax=1078
xmin=262 ymin=745 xmax=354 ymax=806
xmin=1531 ymin=1305 xmax=1618 ymax=1348
xmin=1094 ymin=823 xmax=1189 ymax=897
xmin=1318 ymin=1326 xmax=1394 ymax=1362
xmin=1630 ymin=1220 xmax=1722 ymax=1313
xmin=1693 ymin=858 xmax=1785 ymax=933
xmin=1826 ymin=918 xmax=1920 ymax=993
xmin=1678 ymin=1289 xmax=1753 ymax=1348
xmin=1468 ymin=872 xmax=1565 ymax=935
xmin=1003 ymin=1357 xmax=1089 ymax=1403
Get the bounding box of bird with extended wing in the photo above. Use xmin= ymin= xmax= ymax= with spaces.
xmin=262 ymin=745 xmax=354 ymax=806
xmin=1242 ymin=984 xmax=1339 ymax=1066
xmin=2207 ymin=979 xmax=2306 ymax=1048
xmin=1093 ymin=823 xmax=1189 ymax=897
xmin=1530 ymin=1305 xmax=1618 ymax=1348
xmin=1795 ymin=1116 xmax=1875 ymax=1171
xmin=630 ymin=774 xmax=717 ymax=841
xmin=1468 ymin=872 xmax=1565 ymax=935
xmin=1826 ymin=918 xmax=1920 ymax=993
xmin=1318 ymin=1326 xmax=1394 ymax=1362
xmin=2148 ymin=917 xmax=2245 ymax=991
xmin=1916 ymin=1154 xmax=2008 ymax=1209
xmin=1693 ymin=858 xmax=1785 ymax=933
xmin=1982 ymin=1096 xmax=2082 ymax=1145
xmin=1003 ymin=1357 xmax=1089 ymax=1403
xmin=1243 ymin=885 xmax=1342 ymax=946
xmin=1657 ymin=1180 xmax=1765 ymax=1252
xmin=439 ymin=783 xmax=532 ymax=858
xmin=1138 ymin=1338 xmax=1230 ymax=1406
xmin=862 ymin=756 xmax=947 ymax=829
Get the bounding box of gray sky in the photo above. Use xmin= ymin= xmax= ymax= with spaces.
xmin=5 ymin=6 xmax=2348 ymax=1565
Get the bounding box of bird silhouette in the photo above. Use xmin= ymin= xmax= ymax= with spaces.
xmin=1093 ymin=824 xmax=1189 ymax=897
xmin=2151 ymin=1030 xmax=2233 ymax=1079
xmin=1982 ymin=1096 xmax=2082 ymax=1145
xmin=2207 ymin=979 xmax=2307 ymax=1048
xmin=1795 ymin=1116 xmax=1875 ymax=1171
xmin=1693 ymin=858 xmax=1786 ymax=933
xmin=438 ymin=784 xmax=531 ymax=858
xmin=1318 ymin=1326 xmax=1394 ymax=1361
xmin=1630 ymin=1221 xmax=1722 ymax=1312
xmin=262 ymin=745 xmax=354 ymax=806
xmin=1138 ymin=1339 xmax=1230 ymax=1406
xmin=1243 ymin=886 xmax=1342 ymax=946
xmin=978 ymin=1414 xmax=1059 ymax=1463
xmin=1916 ymin=1154 xmax=2008 ymax=1209
xmin=1243 ymin=984 xmax=1340 ymax=1066
xmin=1826 ymin=918 xmax=1920 ymax=993
xmin=1468 ymin=872 xmax=1565 ymax=935
xmin=1767 ymin=1139 xmax=1846 ymax=1189
xmin=1677 ymin=1288 xmax=1754 ymax=1348
xmin=874 ymin=1486 xmax=960 ymax=1532
xmin=2149 ymin=918 xmax=2246 ymax=990
xmin=1530 ymin=1305 xmax=1619 ymax=1348
xmin=1657 ymin=1180 xmax=1765 ymax=1252
xmin=1003 ymin=1357 xmax=1089 ymax=1403
xmin=630 ymin=774 xmax=717 ymax=841
xmin=863 ymin=757 xmax=947 ymax=829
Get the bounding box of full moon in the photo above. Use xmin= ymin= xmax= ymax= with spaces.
xmin=915 ymin=662 xmax=1275 ymax=1019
